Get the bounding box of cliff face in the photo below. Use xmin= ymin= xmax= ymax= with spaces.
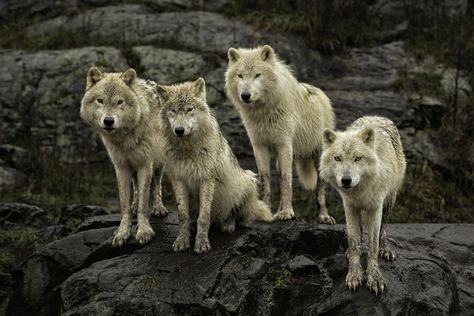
xmin=4 ymin=211 xmax=474 ymax=315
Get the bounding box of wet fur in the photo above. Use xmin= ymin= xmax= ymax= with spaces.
xmin=320 ymin=116 xmax=406 ymax=294
xmin=80 ymin=67 xmax=168 ymax=247
xmin=157 ymin=78 xmax=272 ymax=254
xmin=225 ymin=45 xmax=336 ymax=223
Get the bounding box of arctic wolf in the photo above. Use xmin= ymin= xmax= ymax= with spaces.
xmin=320 ymin=116 xmax=406 ymax=294
xmin=156 ymin=78 xmax=272 ymax=254
xmin=80 ymin=67 xmax=168 ymax=247
xmin=225 ymin=45 xmax=336 ymax=223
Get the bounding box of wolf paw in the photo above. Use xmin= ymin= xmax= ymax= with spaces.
xmin=173 ymin=233 xmax=190 ymax=252
xmin=273 ymin=207 xmax=295 ymax=221
xmin=221 ymin=220 xmax=236 ymax=233
xmin=152 ymin=204 xmax=169 ymax=217
xmin=367 ymin=266 xmax=385 ymax=295
xmin=380 ymin=247 xmax=396 ymax=261
xmin=194 ymin=233 xmax=211 ymax=254
xmin=318 ymin=214 xmax=336 ymax=225
xmin=136 ymin=223 xmax=155 ymax=245
xmin=345 ymin=264 xmax=364 ymax=291
xmin=112 ymin=225 xmax=131 ymax=247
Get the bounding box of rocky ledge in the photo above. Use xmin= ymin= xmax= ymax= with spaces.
xmin=4 ymin=213 xmax=474 ymax=315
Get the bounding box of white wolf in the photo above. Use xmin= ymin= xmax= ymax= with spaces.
xmin=156 ymin=78 xmax=273 ymax=254
xmin=320 ymin=116 xmax=406 ymax=294
xmin=225 ymin=45 xmax=336 ymax=223
xmin=80 ymin=67 xmax=168 ymax=247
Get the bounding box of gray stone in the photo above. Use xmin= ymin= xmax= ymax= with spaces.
xmin=10 ymin=213 xmax=474 ymax=315
xmin=133 ymin=46 xmax=207 ymax=84
xmin=0 ymin=203 xmax=49 ymax=229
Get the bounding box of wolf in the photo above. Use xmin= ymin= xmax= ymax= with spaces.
xmin=225 ymin=45 xmax=336 ymax=223
xmin=320 ymin=116 xmax=406 ymax=294
xmin=80 ymin=67 xmax=168 ymax=247
xmin=156 ymin=78 xmax=273 ymax=254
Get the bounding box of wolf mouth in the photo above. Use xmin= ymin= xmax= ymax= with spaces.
xmin=102 ymin=127 xmax=116 ymax=132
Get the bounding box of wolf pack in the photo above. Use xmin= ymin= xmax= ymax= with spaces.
xmin=80 ymin=45 xmax=406 ymax=295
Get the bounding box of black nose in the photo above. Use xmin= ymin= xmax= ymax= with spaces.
xmin=341 ymin=176 xmax=352 ymax=186
xmin=241 ymin=92 xmax=251 ymax=101
xmin=175 ymin=127 xmax=185 ymax=136
xmin=103 ymin=117 xmax=115 ymax=126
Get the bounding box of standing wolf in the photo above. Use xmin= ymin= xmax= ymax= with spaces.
xmin=225 ymin=45 xmax=336 ymax=223
xmin=156 ymin=78 xmax=272 ymax=254
xmin=320 ymin=116 xmax=406 ymax=294
xmin=80 ymin=67 xmax=168 ymax=247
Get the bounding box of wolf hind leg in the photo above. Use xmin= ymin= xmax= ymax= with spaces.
xmin=379 ymin=193 xmax=396 ymax=261
xmin=151 ymin=167 xmax=169 ymax=217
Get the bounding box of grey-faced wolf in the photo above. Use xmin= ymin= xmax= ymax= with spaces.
xmin=320 ymin=116 xmax=406 ymax=294
xmin=80 ymin=67 xmax=168 ymax=247
xmin=156 ymin=78 xmax=272 ymax=254
xmin=225 ymin=45 xmax=336 ymax=224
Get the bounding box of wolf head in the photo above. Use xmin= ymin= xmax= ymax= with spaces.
xmin=225 ymin=45 xmax=278 ymax=106
xmin=157 ymin=78 xmax=209 ymax=138
xmin=320 ymin=127 xmax=378 ymax=192
xmin=80 ymin=67 xmax=146 ymax=136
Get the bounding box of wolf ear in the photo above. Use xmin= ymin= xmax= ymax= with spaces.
xmin=359 ymin=127 xmax=374 ymax=147
xmin=156 ymin=85 xmax=168 ymax=102
xmin=323 ymin=129 xmax=337 ymax=146
xmin=86 ymin=67 xmax=103 ymax=89
xmin=193 ymin=77 xmax=207 ymax=102
xmin=261 ymin=45 xmax=274 ymax=62
xmin=120 ymin=68 xmax=137 ymax=86
xmin=228 ymin=48 xmax=240 ymax=63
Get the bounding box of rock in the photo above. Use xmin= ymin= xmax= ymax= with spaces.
xmin=0 ymin=145 xmax=33 ymax=193
xmin=0 ymin=167 xmax=26 ymax=194
xmin=133 ymin=46 xmax=207 ymax=84
xmin=0 ymin=47 xmax=128 ymax=163
xmin=10 ymin=213 xmax=474 ymax=315
xmin=60 ymin=204 xmax=112 ymax=224
xmin=0 ymin=273 xmax=13 ymax=316
xmin=0 ymin=203 xmax=49 ymax=229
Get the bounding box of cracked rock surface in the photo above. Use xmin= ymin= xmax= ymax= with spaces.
xmin=8 ymin=213 xmax=474 ymax=315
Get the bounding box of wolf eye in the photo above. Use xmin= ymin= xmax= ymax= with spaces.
xmin=117 ymin=100 xmax=123 ymax=105
xmin=237 ymin=74 xmax=243 ymax=78
xmin=186 ymin=108 xmax=193 ymax=113
xmin=170 ymin=109 xmax=177 ymax=113
xmin=97 ymin=98 xmax=103 ymax=104
xmin=255 ymin=73 xmax=261 ymax=78
xmin=334 ymin=156 xmax=342 ymax=162
xmin=354 ymin=156 xmax=362 ymax=162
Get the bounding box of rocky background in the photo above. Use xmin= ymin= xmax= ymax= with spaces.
xmin=0 ymin=0 xmax=473 ymax=314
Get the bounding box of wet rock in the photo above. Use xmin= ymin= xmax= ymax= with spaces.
xmin=0 ymin=203 xmax=49 ymax=229
xmin=10 ymin=213 xmax=474 ymax=315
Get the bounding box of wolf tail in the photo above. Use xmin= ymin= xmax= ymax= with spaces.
xmin=295 ymin=159 xmax=317 ymax=191
xmin=239 ymin=170 xmax=273 ymax=224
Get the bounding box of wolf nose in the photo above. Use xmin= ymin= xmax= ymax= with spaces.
xmin=341 ymin=176 xmax=352 ymax=186
xmin=103 ymin=117 xmax=115 ymax=127
xmin=175 ymin=127 xmax=185 ymax=136
xmin=241 ymin=92 xmax=251 ymax=101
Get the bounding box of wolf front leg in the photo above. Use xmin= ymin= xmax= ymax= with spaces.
xmin=380 ymin=193 xmax=397 ymax=261
xmin=135 ymin=163 xmax=155 ymax=245
xmin=274 ymin=143 xmax=295 ymax=220
xmin=194 ymin=179 xmax=216 ymax=254
xmin=172 ymin=179 xmax=191 ymax=252
xmin=367 ymin=203 xmax=385 ymax=295
xmin=253 ymin=145 xmax=272 ymax=207
xmin=344 ymin=203 xmax=363 ymax=291
xmin=112 ymin=165 xmax=133 ymax=247
xmin=151 ymin=167 xmax=169 ymax=217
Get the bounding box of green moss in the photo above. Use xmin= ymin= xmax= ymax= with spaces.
xmin=268 ymin=267 xmax=292 ymax=288
xmin=0 ymin=228 xmax=45 ymax=272
xmin=234 ymin=254 xmax=252 ymax=272
xmin=139 ymin=274 xmax=159 ymax=290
